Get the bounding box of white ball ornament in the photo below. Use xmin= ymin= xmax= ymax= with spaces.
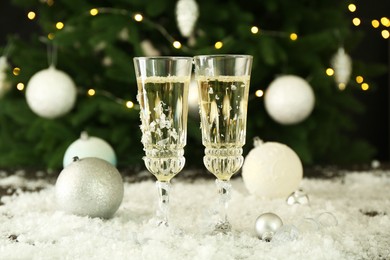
xmin=0 ymin=56 xmax=11 ymax=98
xmin=264 ymin=75 xmax=315 ymax=125
xmin=56 ymin=157 xmax=124 ymax=218
xmin=242 ymin=138 xmax=303 ymax=199
xmin=188 ymin=76 xmax=199 ymax=116
xmin=26 ymin=66 xmax=77 ymax=119
xmin=63 ymin=131 xmax=117 ymax=168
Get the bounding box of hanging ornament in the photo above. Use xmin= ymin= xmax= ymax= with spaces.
xmin=286 ymin=189 xmax=310 ymax=205
xmin=140 ymin=40 xmax=161 ymax=56
xmin=242 ymin=137 xmax=303 ymax=199
xmin=63 ymin=131 xmax=117 ymax=168
xmin=188 ymin=75 xmax=199 ymax=116
xmin=316 ymin=212 xmax=338 ymax=227
xmin=25 ymin=66 xmax=77 ymax=119
xmin=264 ymin=75 xmax=315 ymax=125
xmin=0 ymin=56 xmax=11 ymax=98
xmin=331 ymin=47 xmax=352 ymax=88
xmin=55 ymin=157 xmax=124 ymax=219
xmin=175 ymin=0 xmax=199 ymax=37
xmin=255 ymin=212 xmax=283 ymax=242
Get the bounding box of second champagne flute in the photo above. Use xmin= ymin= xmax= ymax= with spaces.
xmin=133 ymin=56 xmax=192 ymax=226
xmin=194 ymin=54 xmax=253 ymax=233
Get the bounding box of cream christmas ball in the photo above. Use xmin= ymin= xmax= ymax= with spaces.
xmin=63 ymin=132 xmax=117 ymax=168
xmin=56 ymin=157 xmax=124 ymax=218
xmin=242 ymin=138 xmax=303 ymax=198
xmin=0 ymin=56 xmax=11 ymax=98
xmin=264 ymin=75 xmax=315 ymax=125
xmin=26 ymin=66 xmax=77 ymax=119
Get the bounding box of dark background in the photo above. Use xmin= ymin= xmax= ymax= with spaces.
xmin=348 ymin=0 xmax=390 ymax=161
xmin=1 ymin=0 xmax=389 ymax=162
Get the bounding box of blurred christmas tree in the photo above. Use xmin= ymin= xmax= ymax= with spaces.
xmin=0 ymin=0 xmax=386 ymax=170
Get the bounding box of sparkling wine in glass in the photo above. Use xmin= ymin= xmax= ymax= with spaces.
xmin=133 ymin=56 xmax=192 ymax=226
xmin=194 ymin=54 xmax=253 ymax=233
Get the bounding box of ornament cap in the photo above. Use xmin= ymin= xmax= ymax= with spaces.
xmin=261 ymin=231 xmax=274 ymax=242
xmin=80 ymin=131 xmax=89 ymax=140
xmin=253 ymin=137 xmax=264 ymax=147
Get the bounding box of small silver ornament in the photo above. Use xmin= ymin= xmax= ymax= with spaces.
xmin=286 ymin=189 xmax=310 ymax=205
xmin=56 ymin=157 xmax=124 ymax=218
xmin=255 ymin=212 xmax=283 ymax=242
xmin=175 ymin=0 xmax=199 ymax=37
xmin=331 ymin=47 xmax=352 ymax=87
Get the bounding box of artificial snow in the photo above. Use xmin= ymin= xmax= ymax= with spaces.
xmin=0 ymin=170 xmax=389 ymax=259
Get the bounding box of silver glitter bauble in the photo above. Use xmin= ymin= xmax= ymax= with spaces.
xmin=255 ymin=212 xmax=283 ymax=242
xmin=55 ymin=157 xmax=124 ymax=218
xmin=286 ymin=189 xmax=310 ymax=205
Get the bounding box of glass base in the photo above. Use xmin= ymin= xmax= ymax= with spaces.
xmin=213 ymin=221 xmax=232 ymax=234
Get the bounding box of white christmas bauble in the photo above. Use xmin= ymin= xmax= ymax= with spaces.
xmin=188 ymin=75 xmax=199 ymax=115
xmin=176 ymin=0 xmax=199 ymax=37
xmin=56 ymin=157 xmax=124 ymax=218
xmin=26 ymin=66 xmax=77 ymax=119
xmin=0 ymin=56 xmax=11 ymax=98
xmin=140 ymin=40 xmax=161 ymax=56
xmin=264 ymin=75 xmax=315 ymax=125
xmin=331 ymin=47 xmax=352 ymax=87
xmin=63 ymin=132 xmax=117 ymax=168
xmin=242 ymin=138 xmax=303 ymax=198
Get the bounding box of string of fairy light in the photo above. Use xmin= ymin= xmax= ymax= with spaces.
xmin=9 ymin=1 xmax=389 ymax=110
xmin=336 ymin=3 xmax=389 ymax=92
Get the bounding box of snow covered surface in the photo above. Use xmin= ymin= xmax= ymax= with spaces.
xmin=0 ymin=170 xmax=389 ymax=259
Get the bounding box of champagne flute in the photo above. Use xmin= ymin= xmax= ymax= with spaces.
xmin=194 ymin=54 xmax=253 ymax=233
xmin=133 ymin=56 xmax=192 ymax=226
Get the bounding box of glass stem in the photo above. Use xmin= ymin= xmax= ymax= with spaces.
xmin=215 ymin=179 xmax=232 ymax=233
xmin=156 ymin=180 xmax=171 ymax=226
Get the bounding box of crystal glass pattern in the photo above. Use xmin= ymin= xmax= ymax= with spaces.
xmin=133 ymin=56 xmax=192 ymax=226
xmin=194 ymin=54 xmax=252 ymax=233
